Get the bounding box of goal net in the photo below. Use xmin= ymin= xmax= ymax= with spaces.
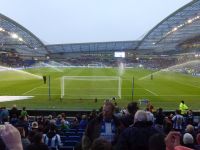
xmin=61 ymin=76 xmax=121 ymax=100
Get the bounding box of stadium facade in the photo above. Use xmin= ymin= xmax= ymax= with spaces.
xmin=0 ymin=0 xmax=200 ymax=63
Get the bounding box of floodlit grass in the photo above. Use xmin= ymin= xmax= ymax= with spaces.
xmin=0 ymin=67 xmax=200 ymax=110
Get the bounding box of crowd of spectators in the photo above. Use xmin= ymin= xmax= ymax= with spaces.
xmin=0 ymin=101 xmax=200 ymax=150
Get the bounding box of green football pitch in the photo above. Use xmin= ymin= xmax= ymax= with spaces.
xmin=0 ymin=67 xmax=200 ymax=111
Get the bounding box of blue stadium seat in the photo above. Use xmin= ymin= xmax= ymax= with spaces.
xmin=65 ymin=131 xmax=76 ymax=136
xmin=77 ymin=131 xmax=84 ymax=136
xmin=63 ymin=140 xmax=78 ymax=147
xmin=67 ymin=136 xmax=81 ymax=141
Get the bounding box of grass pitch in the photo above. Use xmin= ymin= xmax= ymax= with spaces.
xmin=0 ymin=67 xmax=200 ymax=111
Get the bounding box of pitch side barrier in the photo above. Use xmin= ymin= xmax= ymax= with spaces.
xmin=9 ymin=109 xmax=200 ymax=123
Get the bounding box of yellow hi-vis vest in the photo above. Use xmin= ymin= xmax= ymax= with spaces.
xmin=179 ymin=103 xmax=188 ymax=115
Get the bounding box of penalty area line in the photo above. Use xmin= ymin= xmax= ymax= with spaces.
xmin=144 ymin=89 xmax=158 ymax=96
xmin=22 ymin=85 xmax=43 ymax=95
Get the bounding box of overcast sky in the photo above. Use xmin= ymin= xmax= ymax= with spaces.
xmin=0 ymin=0 xmax=191 ymax=44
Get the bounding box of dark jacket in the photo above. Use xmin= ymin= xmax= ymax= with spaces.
xmin=120 ymin=114 xmax=135 ymax=128
xmin=82 ymin=113 xmax=123 ymax=150
xmin=116 ymin=121 xmax=158 ymax=150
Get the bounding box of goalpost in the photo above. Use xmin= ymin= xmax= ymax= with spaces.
xmin=61 ymin=76 xmax=121 ymax=100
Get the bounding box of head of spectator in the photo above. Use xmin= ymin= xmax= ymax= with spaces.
xmin=165 ymin=131 xmax=181 ymax=150
xmin=90 ymin=138 xmax=112 ymax=150
xmin=32 ymin=121 xmax=38 ymax=130
xmin=57 ymin=114 xmax=62 ymax=120
xmin=49 ymin=123 xmax=56 ymax=132
xmin=49 ymin=119 xmax=56 ymax=125
xmin=32 ymin=132 xmax=43 ymax=144
xmin=134 ymin=110 xmax=147 ymax=124
xmin=27 ymin=130 xmax=37 ymax=143
xmin=127 ymin=102 xmax=138 ymax=115
xmin=48 ymin=115 xmax=53 ymax=120
xmin=102 ymin=101 xmax=115 ymax=121
xmin=183 ymin=133 xmax=194 ymax=149
xmin=149 ymin=133 xmax=165 ymax=150
xmin=185 ymin=125 xmax=194 ymax=133
xmin=187 ymin=110 xmax=192 ymax=115
xmin=0 ymin=123 xmax=23 ymax=150
xmin=80 ymin=114 xmax=85 ymax=119
xmin=13 ymin=104 xmax=17 ymax=109
xmin=157 ymin=108 xmax=163 ymax=114
xmin=175 ymin=109 xmax=181 ymax=115
xmin=61 ymin=113 xmax=66 ymax=119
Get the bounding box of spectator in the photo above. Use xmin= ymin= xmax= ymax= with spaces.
xmin=88 ymin=109 xmax=97 ymax=121
xmin=0 ymin=107 xmax=9 ymax=123
xmin=172 ymin=110 xmax=184 ymax=132
xmin=43 ymin=123 xmax=62 ymax=150
xmin=146 ymin=101 xmax=154 ymax=113
xmin=120 ymin=102 xmax=138 ymax=128
xmin=70 ymin=117 xmax=79 ymax=129
xmin=79 ymin=115 xmax=88 ymax=129
xmin=58 ymin=119 xmax=69 ymax=133
xmin=179 ymin=101 xmax=188 ymax=116
xmin=165 ymin=131 xmax=181 ymax=150
xmin=31 ymin=121 xmax=39 ymax=132
xmin=55 ymin=114 xmax=62 ymax=127
xmin=186 ymin=110 xmax=193 ymax=125
xmin=21 ymin=107 xmax=28 ymax=118
xmin=16 ymin=116 xmax=29 ymax=136
xmin=146 ymin=108 xmax=154 ymax=125
xmin=0 ymin=123 xmax=23 ymax=150
xmin=182 ymin=133 xmax=194 ymax=149
xmin=26 ymin=132 xmax=49 ymax=150
xmin=163 ymin=114 xmax=173 ymax=134
xmin=154 ymin=108 xmax=165 ymax=133
xmin=9 ymin=104 xmax=20 ymax=119
xmin=82 ymin=101 xmax=123 ymax=150
xmin=27 ymin=130 xmax=37 ymax=143
xmin=185 ymin=125 xmax=196 ymax=143
xmin=116 ymin=110 xmax=158 ymax=150
xmin=10 ymin=114 xmax=19 ymax=126
xmin=195 ymin=133 xmax=200 ymax=149
xmin=149 ymin=133 xmax=166 ymax=150
xmin=17 ymin=127 xmax=30 ymax=150
xmin=90 ymin=138 xmax=112 ymax=150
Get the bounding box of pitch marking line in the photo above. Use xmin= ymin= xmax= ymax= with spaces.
xmin=144 ymin=89 xmax=158 ymax=96
xmin=23 ymin=85 xmax=43 ymax=95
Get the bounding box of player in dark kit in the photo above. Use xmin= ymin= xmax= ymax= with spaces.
xmin=151 ymin=74 xmax=153 ymax=80
xmin=43 ymin=76 xmax=46 ymax=84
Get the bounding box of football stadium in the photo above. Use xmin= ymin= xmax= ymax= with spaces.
xmin=1 ymin=0 xmax=200 ymax=150
xmin=1 ymin=1 xmax=200 ymax=110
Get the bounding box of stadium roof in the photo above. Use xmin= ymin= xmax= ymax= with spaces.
xmin=0 ymin=13 xmax=48 ymax=56
xmin=46 ymin=41 xmax=139 ymax=53
xmin=47 ymin=0 xmax=200 ymax=54
xmin=137 ymin=0 xmax=200 ymax=53
xmin=1 ymin=0 xmax=200 ymax=55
